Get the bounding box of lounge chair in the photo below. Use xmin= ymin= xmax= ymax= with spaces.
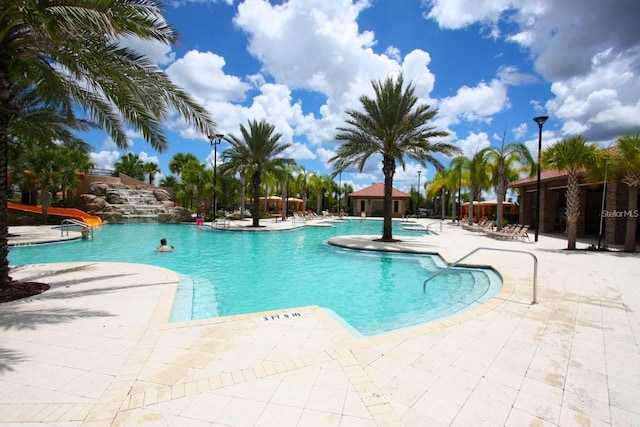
xmin=513 ymin=225 xmax=530 ymax=242
xmin=486 ymin=224 xmax=522 ymax=240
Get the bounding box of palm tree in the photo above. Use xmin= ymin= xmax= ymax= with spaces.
xmin=331 ymin=74 xmax=457 ymax=241
xmin=10 ymin=140 xmax=82 ymax=224
xmin=218 ymin=160 xmax=250 ymax=219
xmin=223 ymin=119 xmax=292 ymax=227
xmin=53 ymin=142 xmax=94 ymax=206
xmin=181 ymin=160 xmax=212 ymax=212
xmin=0 ymin=0 xmax=216 ymax=288
xmin=542 ymin=136 xmax=597 ymax=250
xmin=480 ymin=139 xmax=534 ymax=230
xmin=426 ymin=170 xmax=456 ymax=219
xmin=607 ymin=133 xmax=640 ymax=252
xmin=144 ymin=162 xmax=161 ymax=186
xmin=308 ymin=173 xmax=333 ymax=214
xmin=452 ymin=152 xmax=491 ymax=225
xmin=168 ymin=153 xmax=200 ymax=179
xmin=114 ymin=153 xmax=146 ymax=182
xmin=293 ymin=167 xmax=310 ymax=213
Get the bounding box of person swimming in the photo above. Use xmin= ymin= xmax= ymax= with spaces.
xmin=156 ymin=238 xmax=174 ymax=252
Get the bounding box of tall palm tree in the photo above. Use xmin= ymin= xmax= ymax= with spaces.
xmin=293 ymin=166 xmax=310 ymax=213
xmin=53 ymin=141 xmax=94 ymax=206
xmin=307 ymin=173 xmax=332 ymax=214
xmin=543 ymin=135 xmax=597 ymax=250
xmin=331 ymin=74 xmax=457 ymax=241
xmin=114 ymin=153 xmax=146 ymax=181
xmin=10 ymin=140 xmax=70 ymax=224
xmin=452 ymin=152 xmax=491 ymax=225
xmin=144 ymin=162 xmax=161 ymax=186
xmin=218 ymin=160 xmax=250 ymax=219
xmin=181 ymin=159 xmax=212 ymax=211
xmin=0 ymin=0 xmax=216 ymax=288
xmin=426 ymin=170 xmax=456 ymax=219
xmin=480 ymin=139 xmax=534 ymax=230
xmin=607 ymin=133 xmax=640 ymax=252
xmin=168 ymin=153 xmax=199 ymax=180
xmin=223 ymin=119 xmax=292 ymax=227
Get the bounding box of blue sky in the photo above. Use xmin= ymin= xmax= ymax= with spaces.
xmin=85 ymin=0 xmax=640 ymax=195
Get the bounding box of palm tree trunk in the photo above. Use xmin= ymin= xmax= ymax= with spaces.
xmin=252 ymin=172 xmax=261 ymax=227
xmin=624 ymin=185 xmax=638 ymax=252
xmin=0 ymin=130 xmax=11 ymax=289
xmin=496 ymin=165 xmax=505 ymax=230
xmin=565 ymin=172 xmax=580 ymax=250
xmin=41 ymin=189 xmax=50 ymax=225
xmin=0 ymin=67 xmax=15 ymax=289
xmin=380 ymin=158 xmax=395 ymax=241
xmin=240 ymin=173 xmax=246 ymax=220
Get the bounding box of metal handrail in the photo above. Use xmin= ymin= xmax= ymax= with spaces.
xmin=422 ymin=247 xmax=538 ymax=304
xmin=425 ymin=221 xmax=443 ymax=233
xmin=61 ymin=218 xmax=93 ymax=239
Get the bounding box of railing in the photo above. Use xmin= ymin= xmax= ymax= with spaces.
xmin=425 ymin=221 xmax=443 ymax=233
xmin=422 ymin=247 xmax=538 ymax=304
xmin=87 ymin=168 xmax=118 ymax=177
xmin=211 ymin=217 xmax=230 ymax=229
xmin=61 ymin=218 xmax=93 ymax=240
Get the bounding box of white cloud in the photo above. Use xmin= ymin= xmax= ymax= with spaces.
xmin=166 ymin=50 xmax=250 ymax=104
xmin=138 ymin=152 xmax=160 ymax=165
xmin=455 ymin=132 xmax=491 ymax=158
xmin=513 ymin=122 xmax=528 ymax=139
xmin=425 ymin=0 xmax=640 ymax=142
xmin=90 ymin=151 xmax=121 ymax=170
xmin=119 ymin=36 xmax=175 ymax=66
xmin=284 ymin=142 xmax=316 ymax=161
xmin=439 ymin=79 xmax=509 ymax=126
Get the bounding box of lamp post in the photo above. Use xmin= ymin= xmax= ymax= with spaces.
xmin=533 ymin=115 xmax=548 ymax=242
xmin=417 ymin=170 xmax=422 ymax=213
xmin=208 ymin=133 xmax=224 ymax=221
xmin=338 ymin=172 xmax=342 ymax=217
xmin=457 ymin=165 xmax=462 ymax=223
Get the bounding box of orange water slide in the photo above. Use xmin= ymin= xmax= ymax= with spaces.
xmin=8 ymin=202 xmax=103 ymax=226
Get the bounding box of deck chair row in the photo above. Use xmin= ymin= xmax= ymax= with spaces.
xmin=485 ymin=224 xmax=530 ymax=241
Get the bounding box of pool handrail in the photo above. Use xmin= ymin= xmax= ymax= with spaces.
xmin=61 ymin=218 xmax=93 ymax=239
xmin=425 ymin=221 xmax=443 ymax=233
xmin=422 ymin=247 xmax=538 ymax=304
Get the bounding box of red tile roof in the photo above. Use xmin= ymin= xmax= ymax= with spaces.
xmin=349 ymin=183 xmax=411 ymax=198
xmin=509 ymin=169 xmax=570 ymax=186
xmin=510 ymin=145 xmax=613 ymax=187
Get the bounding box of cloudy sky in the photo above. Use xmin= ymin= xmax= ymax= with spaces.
xmin=85 ymin=0 xmax=640 ymax=194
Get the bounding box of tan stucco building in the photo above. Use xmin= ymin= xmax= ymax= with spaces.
xmin=348 ymin=183 xmax=411 ymax=218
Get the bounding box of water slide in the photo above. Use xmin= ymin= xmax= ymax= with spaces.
xmin=8 ymin=202 xmax=103 ymax=226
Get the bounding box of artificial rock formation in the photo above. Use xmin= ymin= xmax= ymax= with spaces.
xmin=79 ymin=182 xmax=192 ymax=224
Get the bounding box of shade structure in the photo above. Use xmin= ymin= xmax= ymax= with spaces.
xmin=460 ymin=200 xmax=516 ymax=223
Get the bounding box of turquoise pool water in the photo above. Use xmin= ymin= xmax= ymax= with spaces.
xmin=8 ymin=220 xmax=501 ymax=336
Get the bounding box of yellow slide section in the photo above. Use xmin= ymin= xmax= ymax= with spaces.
xmin=8 ymin=202 xmax=103 ymax=226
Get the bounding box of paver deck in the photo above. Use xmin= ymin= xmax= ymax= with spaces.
xmin=1 ymin=220 xmax=639 ymax=426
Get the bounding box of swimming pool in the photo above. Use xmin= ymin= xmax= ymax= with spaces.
xmin=8 ymin=220 xmax=501 ymax=336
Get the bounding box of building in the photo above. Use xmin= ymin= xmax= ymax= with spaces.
xmin=460 ymin=200 xmax=517 ymax=224
xmin=509 ymin=170 xmax=639 ymax=246
xmin=348 ymin=183 xmax=411 ymax=218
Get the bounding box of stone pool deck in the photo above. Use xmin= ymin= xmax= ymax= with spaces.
xmin=1 ymin=220 xmax=639 ymax=426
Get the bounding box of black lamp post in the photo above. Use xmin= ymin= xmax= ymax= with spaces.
xmin=208 ymin=133 xmax=224 ymax=220
xmin=417 ymin=170 xmax=422 ymax=212
xmin=338 ymin=172 xmax=342 ymax=217
xmin=533 ymin=116 xmax=548 ymax=242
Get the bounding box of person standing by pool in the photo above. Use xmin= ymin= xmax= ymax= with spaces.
xmin=157 ymin=238 xmax=174 ymax=252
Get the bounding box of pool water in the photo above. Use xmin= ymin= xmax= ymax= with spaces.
xmin=8 ymin=220 xmax=501 ymax=336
